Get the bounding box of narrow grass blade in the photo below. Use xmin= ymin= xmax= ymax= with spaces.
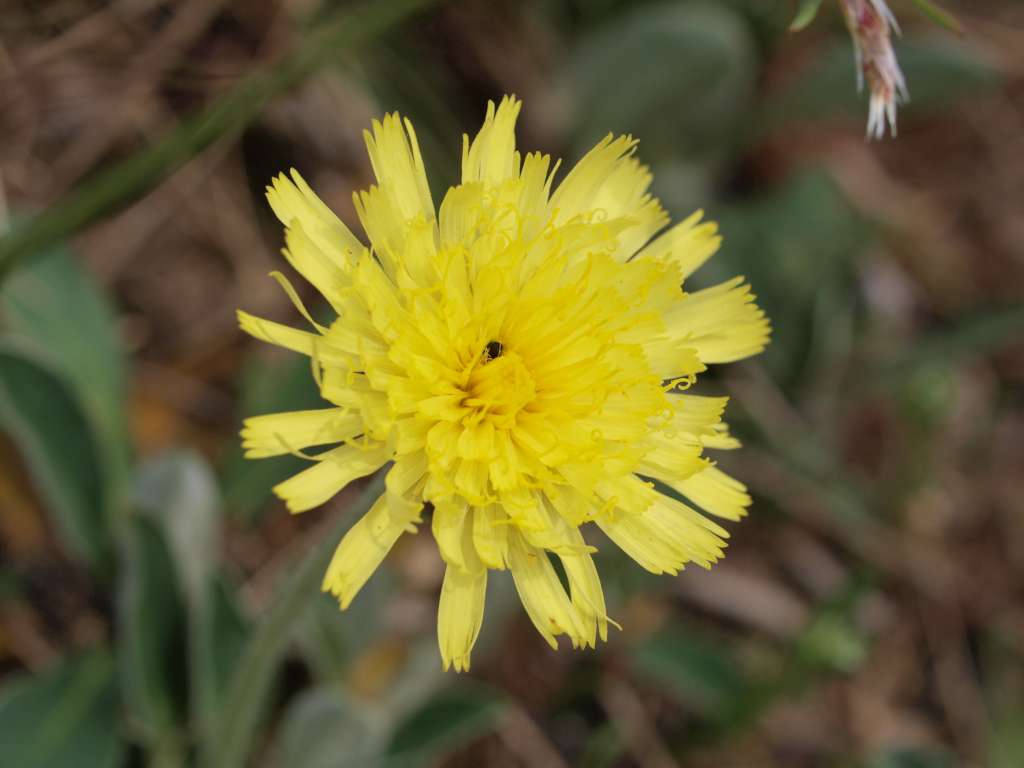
xmin=790 ymin=0 xmax=826 ymax=31
xmin=0 ymin=0 xmax=434 ymax=284
xmin=910 ymin=0 xmax=964 ymax=35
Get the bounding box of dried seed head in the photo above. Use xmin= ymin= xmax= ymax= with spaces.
xmin=839 ymin=0 xmax=909 ymax=139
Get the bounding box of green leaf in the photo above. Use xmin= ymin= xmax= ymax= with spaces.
xmin=568 ymin=1 xmax=757 ymax=162
xmin=0 ymin=244 xmax=130 ymax=503
xmin=208 ymin=577 xmax=250 ymax=708
xmin=117 ymin=515 xmax=188 ymax=740
xmin=789 ymin=0 xmax=825 ymax=31
xmin=989 ymin=708 xmax=1024 ymax=768
xmin=910 ymin=0 xmax=963 ymax=35
xmin=0 ymin=342 xmax=108 ymax=566
xmin=297 ymin=568 xmax=395 ymax=681
xmin=136 ymin=451 xmax=219 ymax=615
xmin=204 ymin=474 xmax=386 ymax=768
xmin=631 ymin=626 xmax=746 ymax=717
xmin=118 ymin=490 xmax=249 ymax=751
xmin=0 ymin=0 xmax=436 ymax=285
xmin=797 ymin=613 xmax=868 ymax=672
xmin=0 ymin=650 xmax=123 ymax=768
xmin=384 ymin=683 xmax=507 ymax=767
xmin=135 ymin=450 xmax=232 ymax=731
xmin=713 ymin=169 xmax=867 ymax=386
xmin=269 ymin=688 xmax=388 ymax=768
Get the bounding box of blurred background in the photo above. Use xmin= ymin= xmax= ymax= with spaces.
xmin=1 ymin=1 xmax=1023 ymax=766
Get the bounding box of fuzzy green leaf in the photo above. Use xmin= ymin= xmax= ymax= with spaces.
xmin=0 ymin=343 xmax=109 ymax=566
xmin=0 ymin=650 xmax=123 ymax=768
xmin=385 ymin=683 xmax=507 ymax=767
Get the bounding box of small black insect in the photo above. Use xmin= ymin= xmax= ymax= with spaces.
xmin=484 ymin=340 xmax=504 ymax=361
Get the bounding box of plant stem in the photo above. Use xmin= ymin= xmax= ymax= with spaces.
xmin=0 ymin=0 xmax=435 ymax=284
xmin=201 ymin=474 xmax=385 ymax=768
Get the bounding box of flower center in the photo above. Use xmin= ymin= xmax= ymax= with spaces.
xmin=463 ymin=347 xmax=535 ymax=427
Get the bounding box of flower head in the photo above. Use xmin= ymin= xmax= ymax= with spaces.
xmin=239 ymin=96 xmax=769 ymax=671
xmin=840 ymin=0 xmax=909 ymax=139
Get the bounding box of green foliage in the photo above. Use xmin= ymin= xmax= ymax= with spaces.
xmin=0 ymin=651 xmax=123 ymax=768
xmin=0 ymin=343 xmax=109 ymax=566
xmin=205 ymin=475 xmax=385 ymax=768
xmin=113 ymin=450 xmax=250 ymax=760
xmin=384 ymin=683 xmax=507 ymax=767
xmin=269 ymin=688 xmax=389 ymax=768
xmin=126 ymin=452 xmax=247 ymax=745
xmin=296 ymin=569 xmax=396 ymax=681
xmin=989 ymin=709 xmax=1024 ymax=768
xmin=118 ymin=514 xmax=188 ymax=740
xmin=715 ymin=170 xmax=867 ymax=386
xmin=790 ymin=0 xmax=826 ymax=31
xmin=632 ymin=627 xmax=746 ymax=717
xmin=568 ymin=1 xmax=757 ymax=162
xmin=0 ymin=245 xmax=129 ymax=485
xmin=267 ymin=678 xmax=506 ymax=768
xmin=0 ymin=246 xmax=130 ymax=567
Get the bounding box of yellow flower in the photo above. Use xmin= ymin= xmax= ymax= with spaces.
xmin=239 ymin=96 xmax=769 ymax=671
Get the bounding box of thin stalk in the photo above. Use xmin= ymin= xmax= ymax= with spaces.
xmin=202 ymin=474 xmax=385 ymax=768
xmin=0 ymin=0 xmax=435 ymax=284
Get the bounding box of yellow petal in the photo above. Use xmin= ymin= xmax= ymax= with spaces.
xmin=508 ymin=532 xmax=585 ymax=649
xmin=431 ymin=499 xmax=472 ymax=569
xmin=273 ymin=442 xmax=391 ymax=513
xmin=241 ymin=408 xmax=362 ymax=458
xmin=670 ymin=465 xmax=751 ymax=521
xmin=666 ymin=395 xmax=729 ymax=441
xmin=363 ymin=113 xmax=435 ymax=223
xmin=637 ymin=433 xmax=709 ymax=483
xmin=237 ymin=310 xmax=317 ymax=357
xmin=549 ymin=134 xmax=637 ymax=225
xmin=552 ymin=522 xmax=610 ymax=646
xmin=590 ymin=155 xmax=669 ymax=261
xmin=643 ymin=493 xmax=728 ymax=568
xmin=472 ymin=504 xmax=509 ymax=569
xmin=597 ymin=487 xmax=728 ymax=575
xmin=634 ymin=210 xmax=721 ymax=280
xmin=237 ymin=310 xmax=349 ymax=368
xmin=437 ymin=564 xmax=487 ymax=672
xmin=663 ymin=277 xmax=771 ymax=364
xmin=639 ymin=339 xmax=706 ymax=381
xmin=702 ymin=421 xmax=742 ymax=450
xmin=322 ymin=492 xmax=421 ymax=609
xmin=266 ymin=170 xmax=364 ymax=261
xmin=282 ymin=220 xmax=352 ymax=311
xmin=386 ymin=451 xmax=428 ymax=497
xmin=462 ymin=95 xmax=522 ymax=187
xmin=596 ymin=509 xmax=683 ymax=576
xmin=438 ymin=182 xmax=485 ymax=249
